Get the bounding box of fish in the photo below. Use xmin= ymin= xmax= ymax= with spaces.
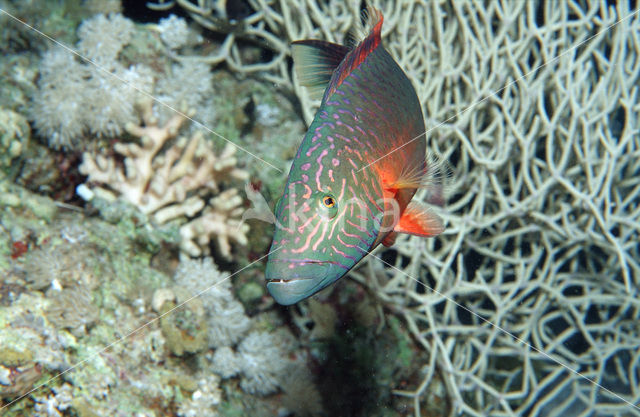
xmin=265 ymin=7 xmax=445 ymax=305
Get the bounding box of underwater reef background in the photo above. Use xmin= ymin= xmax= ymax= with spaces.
xmin=0 ymin=1 xmax=639 ymax=416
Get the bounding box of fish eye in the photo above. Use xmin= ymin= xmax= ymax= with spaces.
xmin=317 ymin=193 xmax=338 ymax=219
xmin=322 ymin=195 xmax=336 ymax=208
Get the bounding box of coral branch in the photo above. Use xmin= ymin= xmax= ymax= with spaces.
xmin=79 ymin=99 xmax=250 ymax=258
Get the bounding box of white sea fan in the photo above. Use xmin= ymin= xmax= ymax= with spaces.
xmin=77 ymin=13 xmax=134 ymax=65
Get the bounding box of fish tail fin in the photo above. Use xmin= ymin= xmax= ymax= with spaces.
xmin=394 ymin=201 xmax=444 ymax=237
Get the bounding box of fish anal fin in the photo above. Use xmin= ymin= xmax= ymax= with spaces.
xmin=291 ymin=40 xmax=350 ymax=100
xmin=394 ymin=201 xmax=444 ymax=237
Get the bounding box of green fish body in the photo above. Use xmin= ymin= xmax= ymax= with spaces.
xmin=266 ymin=8 xmax=444 ymax=305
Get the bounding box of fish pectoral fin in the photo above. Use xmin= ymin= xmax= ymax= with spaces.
xmin=394 ymin=201 xmax=444 ymax=237
xmin=291 ymin=40 xmax=350 ymax=100
xmin=385 ymin=155 xmax=452 ymax=207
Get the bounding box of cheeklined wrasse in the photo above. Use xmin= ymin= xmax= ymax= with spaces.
xmin=265 ymin=7 xmax=445 ymax=305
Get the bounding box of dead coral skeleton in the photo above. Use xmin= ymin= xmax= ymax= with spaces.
xmin=179 ymin=188 xmax=249 ymax=258
xmin=79 ymin=99 xmax=250 ymax=258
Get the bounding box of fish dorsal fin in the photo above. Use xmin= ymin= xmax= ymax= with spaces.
xmin=322 ymin=6 xmax=383 ymax=100
xmin=394 ymin=201 xmax=444 ymax=237
xmin=291 ymin=40 xmax=350 ymax=100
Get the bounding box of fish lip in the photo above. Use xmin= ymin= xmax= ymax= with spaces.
xmin=266 ymin=277 xmax=314 ymax=283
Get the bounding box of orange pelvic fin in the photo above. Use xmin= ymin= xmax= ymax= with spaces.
xmin=394 ymin=201 xmax=444 ymax=237
xmin=381 ymin=231 xmax=397 ymax=247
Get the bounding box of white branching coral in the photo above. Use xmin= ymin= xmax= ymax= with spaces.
xmin=79 ymin=99 xmax=250 ymax=258
xmin=179 ymin=188 xmax=249 ymax=258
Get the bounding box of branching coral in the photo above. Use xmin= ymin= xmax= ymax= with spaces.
xmin=165 ymin=1 xmax=640 ymax=415
xmin=179 ymin=188 xmax=249 ymax=258
xmin=79 ymin=99 xmax=250 ymax=258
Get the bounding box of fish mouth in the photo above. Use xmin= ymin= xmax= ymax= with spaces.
xmin=265 ymin=260 xmax=333 ymax=283
xmin=266 ymin=277 xmax=313 ymax=283
xmin=265 ymin=261 xmax=338 ymax=305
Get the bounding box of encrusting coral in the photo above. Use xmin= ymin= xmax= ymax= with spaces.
xmin=0 ymin=108 xmax=30 ymax=176
xmin=78 ymin=98 xmax=250 ymax=258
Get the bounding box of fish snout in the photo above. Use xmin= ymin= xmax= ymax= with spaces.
xmin=265 ymin=260 xmax=336 ymax=305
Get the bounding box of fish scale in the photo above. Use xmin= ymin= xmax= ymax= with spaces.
xmin=265 ymin=7 xmax=444 ymax=305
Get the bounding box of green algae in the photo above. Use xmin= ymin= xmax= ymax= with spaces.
xmin=0 ymin=347 xmax=33 ymax=367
